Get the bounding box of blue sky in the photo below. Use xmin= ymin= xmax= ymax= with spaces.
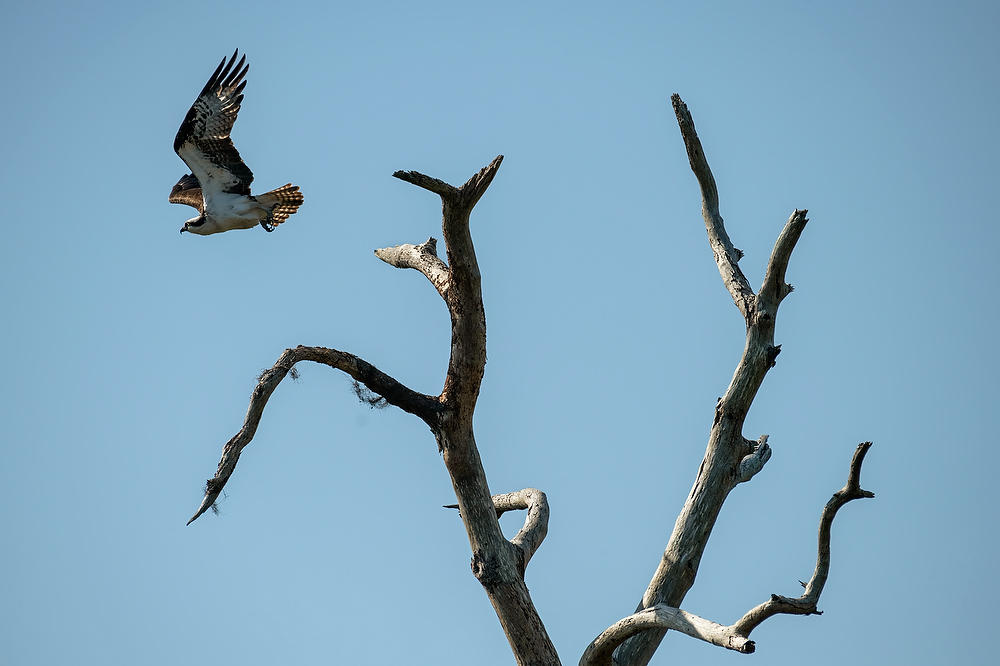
xmin=2 ymin=1 xmax=997 ymax=664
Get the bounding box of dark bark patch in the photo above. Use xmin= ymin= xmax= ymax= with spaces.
xmin=471 ymin=549 xmax=504 ymax=589
xmin=766 ymin=344 xmax=782 ymax=367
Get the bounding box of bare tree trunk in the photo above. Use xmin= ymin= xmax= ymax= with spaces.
xmin=188 ymin=157 xmax=560 ymax=665
xmin=584 ymin=96 xmax=874 ymax=665
xmin=608 ymin=94 xmax=804 ymax=665
xmin=186 ymin=96 xmax=873 ymax=666
xmin=391 ymin=160 xmax=560 ymax=664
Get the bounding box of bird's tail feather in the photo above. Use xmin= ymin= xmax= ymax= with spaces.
xmin=257 ymin=184 xmax=304 ymax=231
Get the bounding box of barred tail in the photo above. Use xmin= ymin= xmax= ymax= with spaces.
xmin=257 ymin=184 xmax=304 ymax=231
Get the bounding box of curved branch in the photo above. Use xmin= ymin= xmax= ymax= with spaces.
xmin=186 ymin=345 xmax=442 ymax=525
xmin=618 ymin=98 xmax=815 ymax=666
xmin=581 ymin=606 xmax=754 ymax=665
xmin=448 ymin=488 xmax=550 ymax=571
xmin=501 ymin=488 xmax=549 ymax=568
xmin=375 ymin=237 xmax=451 ymax=299
xmin=671 ymin=93 xmax=754 ymax=318
xmin=594 ymin=444 xmax=874 ymax=662
xmin=732 ymin=442 xmax=875 ymax=636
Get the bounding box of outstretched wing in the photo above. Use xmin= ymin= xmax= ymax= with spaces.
xmin=173 ymin=50 xmax=254 ymax=197
xmin=167 ymin=173 xmax=204 ymax=212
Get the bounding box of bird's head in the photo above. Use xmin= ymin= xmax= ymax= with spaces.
xmin=180 ymin=214 xmax=209 ymax=235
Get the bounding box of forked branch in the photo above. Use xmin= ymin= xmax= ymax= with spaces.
xmin=394 ymin=156 xmax=560 ymax=664
xmin=186 ymin=154 xmax=558 ymax=666
xmin=583 ymin=443 xmax=875 ymax=663
xmin=611 ymin=97 xmax=845 ymax=666
xmin=186 ymin=345 xmax=441 ymax=525
xmin=394 ymin=156 xmax=504 ymax=418
xmin=392 ymin=154 xmax=503 ymax=212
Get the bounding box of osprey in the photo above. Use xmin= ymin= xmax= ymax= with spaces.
xmin=170 ymin=50 xmax=303 ymax=234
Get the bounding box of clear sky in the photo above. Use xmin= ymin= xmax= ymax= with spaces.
xmin=2 ymin=1 xmax=996 ymax=664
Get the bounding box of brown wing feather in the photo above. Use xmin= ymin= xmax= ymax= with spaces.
xmin=168 ymin=173 xmax=204 ymax=212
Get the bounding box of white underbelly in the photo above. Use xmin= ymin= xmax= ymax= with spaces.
xmin=205 ymin=192 xmax=265 ymax=232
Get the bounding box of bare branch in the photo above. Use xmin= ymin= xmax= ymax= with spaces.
xmin=736 ymin=435 xmax=772 ymax=483
xmin=186 ymin=345 xmax=442 ymax=526
xmin=375 ymin=237 xmax=451 ymax=299
xmin=581 ymin=606 xmax=755 ymax=665
xmin=458 ymin=154 xmax=504 ymax=209
xmin=391 ymin=169 xmax=458 ymax=199
xmin=614 ymin=100 xmax=827 ymax=666
xmin=671 ymin=93 xmax=754 ymax=318
xmin=394 ymin=157 xmax=503 ymax=418
xmin=391 ymin=154 xmax=503 ymax=212
xmin=593 ymin=444 xmax=874 ymax=662
xmin=391 ymin=156 xmax=557 ymax=663
xmin=758 ymin=210 xmax=809 ymax=312
xmin=508 ymin=489 xmax=548 ymax=568
xmin=732 ymin=442 xmax=875 ymax=637
xmin=844 ymin=440 xmax=875 ymax=495
xmin=444 ymin=488 xmax=549 ymax=571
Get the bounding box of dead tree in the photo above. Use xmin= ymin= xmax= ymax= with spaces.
xmin=186 ymin=95 xmax=874 ymax=665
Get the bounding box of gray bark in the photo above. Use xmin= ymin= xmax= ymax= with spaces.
xmin=602 ymin=95 xmax=869 ymax=665
xmin=392 ymin=157 xmax=560 ymax=664
xmin=580 ymin=443 xmax=874 ymax=663
xmin=188 ymin=156 xmax=559 ymax=665
xmin=185 ymin=97 xmax=873 ymax=666
xmin=604 ymin=94 xmax=805 ymax=665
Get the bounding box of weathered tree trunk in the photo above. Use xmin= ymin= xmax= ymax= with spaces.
xmin=186 ymin=97 xmax=873 ymax=666
xmin=583 ymin=96 xmax=874 ymax=666
xmin=392 ymin=161 xmax=560 ymax=665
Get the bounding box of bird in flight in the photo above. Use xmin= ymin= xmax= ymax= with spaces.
xmin=170 ymin=50 xmax=303 ymax=234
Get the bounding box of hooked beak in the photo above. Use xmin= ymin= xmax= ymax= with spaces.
xmin=179 ymin=226 xmax=187 ymax=234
